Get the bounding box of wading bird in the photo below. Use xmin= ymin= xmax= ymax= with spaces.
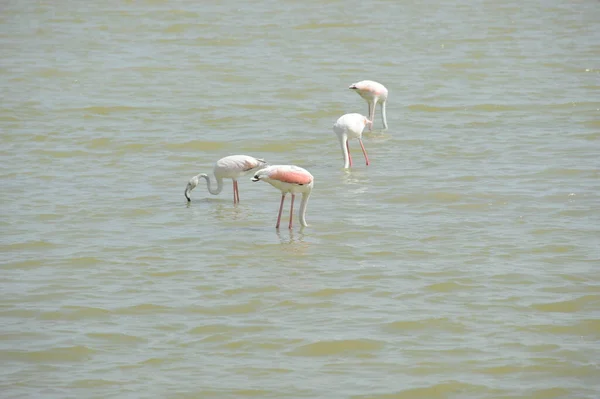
xmin=333 ymin=113 xmax=372 ymax=168
xmin=251 ymin=165 xmax=314 ymax=229
xmin=349 ymin=80 xmax=388 ymax=130
xmin=185 ymin=155 xmax=267 ymax=204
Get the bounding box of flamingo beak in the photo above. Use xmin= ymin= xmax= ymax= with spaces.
xmin=349 ymin=85 xmax=357 ymax=90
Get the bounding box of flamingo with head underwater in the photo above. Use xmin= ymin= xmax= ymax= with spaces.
xmin=251 ymin=165 xmax=314 ymax=229
xmin=333 ymin=113 xmax=372 ymax=169
xmin=349 ymin=80 xmax=388 ymax=131
xmin=185 ymin=155 xmax=267 ymax=204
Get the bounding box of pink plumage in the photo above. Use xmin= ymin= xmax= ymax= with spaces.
xmin=268 ymin=169 xmax=313 ymax=185
xmin=349 ymin=80 xmax=389 ymax=130
xmin=252 ymin=165 xmax=314 ymax=229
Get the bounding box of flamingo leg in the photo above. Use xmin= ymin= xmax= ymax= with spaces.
xmin=358 ymin=139 xmax=370 ymax=166
xmin=235 ymin=181 xmax=240 ymax=203
xmin=276 ymin=193 xmax=286 ymax=229
xmin=346 ymin=140 xmax=353 ymax=167
xmin=368 ymin=102 xmax=372 ymax=123
xmin=232 ymin=181 xmax=238 ymax=204
xmin=288 ymin=194 xmax=295 ymax=229
xmin=369 ymin=99 xmax=378 ymax=131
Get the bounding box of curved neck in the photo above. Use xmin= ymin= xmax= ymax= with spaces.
xmin=299 ymin=190 xmax=311 ymax=227
xmin=381 ymin=101 xmax=388 ymax=129
xmin=199 ymin=173 xmax=223 ymax=195
xmin=339 ymin=135 xmax=350 ymax=168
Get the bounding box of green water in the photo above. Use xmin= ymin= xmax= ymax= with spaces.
xmin=1 ymin=0 xmax=599 ymax=398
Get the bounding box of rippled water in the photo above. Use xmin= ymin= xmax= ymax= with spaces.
xmin=1 ymin=0 xmax=599 ymax=398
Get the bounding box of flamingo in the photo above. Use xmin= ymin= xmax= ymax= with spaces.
xmin=251 ymin=165 xmax=314 ymax=229
xmin=185 ymin=155 xmax=267 ymax=204
xmin=333 ymin=113 xmax=372 ymax=169
xmin=349 ymin=80 xmax=388 ymax=130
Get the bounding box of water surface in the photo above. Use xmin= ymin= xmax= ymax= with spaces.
xmin=1 ymin=0 xmax=599 ymax=398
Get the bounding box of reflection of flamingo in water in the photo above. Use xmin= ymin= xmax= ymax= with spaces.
xmin=251 ymin=165 xmax=314 ymax=229
xmin=349 ymin=80 xmax=388 ymax=130
xmin=276 ymin=228 xmax=305 ymax=245
xmin=333 ymin=113 xmax=372 ymax=169
xmin=185 ymin=155 xmax=267 ymax=204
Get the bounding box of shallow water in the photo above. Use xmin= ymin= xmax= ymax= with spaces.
xmin=1 ymin=0 xmax=599 ymax=398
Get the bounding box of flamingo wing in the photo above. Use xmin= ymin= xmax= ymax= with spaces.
xmin=270 ymin=168 xmax=313 ymax=185
xmin=243 ymin=159 xmax=259 ymax=171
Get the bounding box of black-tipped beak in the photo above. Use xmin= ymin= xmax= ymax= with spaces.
xmin=349 ymin=85 xmax=357 ymax=89
xmin=251 ymin=177 xmax=259 ymax=182
xmin=185 ymin=190 xmax=191 ymax=202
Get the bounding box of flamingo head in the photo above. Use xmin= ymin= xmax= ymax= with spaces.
xmin=251 ymin=168 xmax=269 ymax=183
xmin=349 ymin=83 xmax=358 ymax=90
xmin=184 ymin=175 xmax=200 ymax=202
xmin=364 ymin=117 xmax=373 ymax=129
xmin=251 ymin=173 xmax=262 ymax=182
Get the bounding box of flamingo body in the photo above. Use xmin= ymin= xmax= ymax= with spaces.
xmin=349 ymin=80 xmax=388 ymax=130
xmin=252 ymin=165 xmax=314 ymax=229
xmin=185 ymin=155 xmax=267 ymax=203
xmin=333 ymin=113 xmax=371 ymax=169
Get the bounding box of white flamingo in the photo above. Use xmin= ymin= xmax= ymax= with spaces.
xmin=251 ymin=165 xmax=314 ymax=229
xmin=349 ymin=80 xmax=388 ymax=130
xmin=185 ymin=155 xmax=267 ymax=204
xmin=333 ymin=113 xmax=372 ymax=169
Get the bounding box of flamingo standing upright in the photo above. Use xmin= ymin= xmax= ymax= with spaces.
xmin=251 ymin=165 xmax=314 ymax=229
xmin=349 ymin=80 xmax=388 ymax=130
xmin=185 ymin=155 xmax=267 ymax=204
xmin=333 ymin=113 xmax=372 ymax=169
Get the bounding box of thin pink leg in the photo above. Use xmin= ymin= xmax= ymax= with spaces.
xmin=346 ymin=140 xmax=353 ymax=167
xmin=288 ymin=194 xmax=295 ymax=229
xmin=275 ymin=193 xmax=286 ymax=229
xmin=369 ymin=100 xmax=376 ymax=131
xmin=232 ymin=181 xmax=237 ymax=204
xmin=358 ymin=138 xmax=370 ymax=166
xmin=235 ymin=181 xmax=240 ymax=203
